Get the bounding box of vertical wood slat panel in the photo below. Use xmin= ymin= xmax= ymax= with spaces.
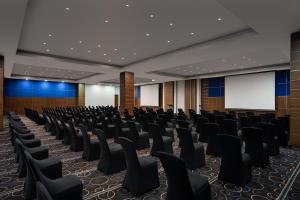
xmin=163 ymin=81 xmax=174 ymax=111
xmin=120 ymin=72 xmax=134 ymax=113
xmin=77 ymin=83 xmax=85 ymax=106
xmin=290 ymin=32 xmax=300 ymax=147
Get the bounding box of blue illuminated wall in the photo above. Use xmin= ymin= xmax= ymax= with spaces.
xmin=275 ymin=70 xmax=290 ymax=96
xmin=4 ymin=79 xmax=77 ymax=98
xmin=208 ymin=77 xmax=224 ymax=97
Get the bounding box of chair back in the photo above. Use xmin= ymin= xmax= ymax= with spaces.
xmin=219 ymin=134 xmax=242 ymax=164
xmin=149 ymin=123 xmax=164 ymax=147
xmin=95 ymin=129 xmax=111 ymax=156
xmin=118 ymin=137 xmax=141 ymax=171
xmin=222 ymin=119 xmax=237 ymax=136
xmin=242 ymin=127 xmax=264 ymax=154
xmin=156 ymin=152 xmax=194 ymax=200
xmin=176 ymin=128 xmax=195 ymax=153
xmin=36 ymin=182 xmax=53 ymax=200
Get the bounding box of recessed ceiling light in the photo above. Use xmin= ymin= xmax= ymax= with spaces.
xmin=121 ymin=57 xmax=125 ymax=60
xmin=46 ymin=49 xmax=50 ymax=52
xmin=149 ymin=14 xmax=155 ymax=18
xmin=45 ymin=80 xmax=48 ymax=82
xmin=217 ymin=17 xmax=222 ymax=21
xmin=104 ymin=20 xmax=109 ymax=23
xmin=152 ymin=79 xmax=155 ymax=82
xmin=125 ymin=4 xmax=130 ymax=7
xmin=48 ymin=34 xmax=53 ymax=37
xmin=108 ymin=59 xmax=111 ymax=62
xmin=97 ymin=44 xmax=101 ymax=48
xmin=133 ymin=52 xmax=137 ymax=55
xmin=65 ymin=7 xmax=70 ymax=11
xmin=25 ymin=78 xmax=29 ymax=80
xmin=167 ymin=40 xmax=171 ymax=43
xmin=190 ymin=32 xmax=195 ymax=35
xmin=146 ymin=33 xmax=150 ymax=37
xmin=169 ymin=22 xmax=174 ymax=26
xmin=43 ymin=42 xmax=47 ymax=45
xmin=88 ymin=50 xmax=91 ymax=53
xmin=70 ymin=47 xmax=74 ymax=50
xmin=114 ymin=48 xmax=118 ymax=51
xmin=78 ymin=40 xmax=82 ymax=44
xmin=103 ymin=53 xmax=107 ymax=56
xmin=62 ymin=81 xmax=65 ymax=83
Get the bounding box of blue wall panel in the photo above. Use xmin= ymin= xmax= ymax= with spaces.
xmin=208 ymin=77 xmax=224 ymax=97
xmin=275 ymin=70 xmax=290 ymax=96
xmin=135 ymin=86 xmax=141 ymax=99
xmin=4 ymin=79 xmax=77 ymax=98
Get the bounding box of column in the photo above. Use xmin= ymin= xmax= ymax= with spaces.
xmin=0 ymin=56 xmax=3 ymax=129
xmin=290 ymin=32 xmax=300 ymax=147
xmin=120 ymin=72 xmax=134 ymax=113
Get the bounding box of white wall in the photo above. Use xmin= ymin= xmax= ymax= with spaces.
xmin=85 ymin=84 xmax=116 ymax=106
xmin=176 ymin=80 xmax=185 ymax=111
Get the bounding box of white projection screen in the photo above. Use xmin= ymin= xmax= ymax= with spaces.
xmin=225 ymin=72 xmax=275 ymax=110
xmin=141 ymin=84 xmax=159 ymax=106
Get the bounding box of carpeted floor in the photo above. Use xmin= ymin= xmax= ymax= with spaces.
xmin=0 ymin=116 xmax=300 ymax=200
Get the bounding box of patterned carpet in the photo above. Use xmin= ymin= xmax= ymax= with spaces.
xmin=0 ymin=116 xmax=300 ymax=200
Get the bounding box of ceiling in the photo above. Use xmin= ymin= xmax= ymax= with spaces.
xmin=1 ymin=0 xmax=299 ymax=84
xmin=12 ymin=64 xmax=98 ymax=81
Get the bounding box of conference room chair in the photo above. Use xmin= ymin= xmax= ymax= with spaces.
xmin=127 ymin=121 xmax=150 ymax=150
xmin=78 ymin=125 xmax=100 ymax=161
xmin=60 ymin=120 xmax=71 ymax=145
xmin=66 ymin=121 xmax=83 ymax=152
xmin=52 ymin=117 xmax=64 ymax=140
xmin=17 ymin=140 xmax=61 ymax=200
xmin=215 ymin=115 xmax=225 ymax=127
xmin=225 ymin=113 xmax=236 ymax=120
xmin=156 ymin=152 xmax=211 ymax=200
xmin=222 ymin=119 xmax=238 ymax=136
xmin=256 ymin=122 xmax=280 ymax=156
xmin=250 ymin=115 xmax=261 ymax=126
xmin=118 ymin=137 xmax=160 ymax=196
xmin=95 ymin=129 xmax=126 ymax=175
xmin=25 ymin=151 xmax=83 ymax=200
xmin=239 ymin=116 xmax=252 ymax=129
xmin=206 ymin=113 xmax=216 ymax=123
xmin=271 ymin=118 xmax=289 ymax=147
xmin=246 ymin=112 xmax=255 ymax=117
xmin=149 ymin=123 xmax=173 ymax=156
xmin=102 ymin=119 xmax=117 ymax=138
xmin=43 ymin=113 xmax=53 ymax=132
xmin=177 ymin=128 xmax=206 ymax=169
xmin=157 ymin=117 xmax=175 ymax=140
xmin=196 ymin=117 xmax=209 ymax=143
xmin=36 ymin=182 xmax=54 ymax=200
xmin=218 ymin=135 xmax=252 ymax=187
xmin=203 ymin=123 xmax=221 ymax=156
xmin=242 ymin=127 xmax=269 ymax=167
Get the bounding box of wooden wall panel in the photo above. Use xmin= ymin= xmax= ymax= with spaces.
xmin=114 ymin=95 xmax=119 ymax=107
xmin=120 ymin=72 xmax=134 ymax=113
xmin=4 ymin=97 xmax=77 ymax=114
xmin=276 ymin=96 xmax=289 ymax=116
xmin=163 ymin=81 xmax=174 ymax=111
xmin=184 ymin=79 xmax=197 ymax=113
xmin=77 ymin=83 xmax=85 ymax=106
xmin=290 ymin=31 xmax=300 ymax=147
xmin=201 ymin=79 xmax=209 ymax=111
xmin=0 ymin=57 xmax=3 ymax=129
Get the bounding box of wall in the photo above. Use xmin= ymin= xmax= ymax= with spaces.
xmin=85 ymin=84 xmax=117 ymax=106
xmin=176 ymin=80 xmax=185 ymax=110
xmin=163 ymin=81 xmax=174 ymax=111
xmin=201 ymin=78 xmax=225 ymax=112
xmin=4 ymin=79 xmax=78 ymax=114
xmin=200 ymin=70 xmax=290 ymax=116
